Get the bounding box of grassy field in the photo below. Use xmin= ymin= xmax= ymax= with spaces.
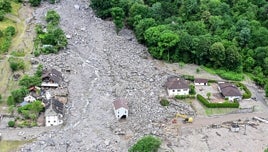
xmin=0 ymin=140 xmax=30 ymax=152
xmin=204 ymin=107 xmax=238 ymax=116
xmin=11 ymin=1 xmax=21 ymax=16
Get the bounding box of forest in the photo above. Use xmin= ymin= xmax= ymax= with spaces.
xmin=90 ymin=0 xmax=268 ymax=95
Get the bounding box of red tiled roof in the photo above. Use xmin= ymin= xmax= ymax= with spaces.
xmin=113 ymin=99 xmax=128 ymax=110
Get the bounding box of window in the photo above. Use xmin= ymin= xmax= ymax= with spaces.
xmin=48 ymin=121 xmax=50 ymax=123
xmin=54 ymin=121 xmax=56 ymax=123
xmin=173 ymin=90 xmax=175 ymax=92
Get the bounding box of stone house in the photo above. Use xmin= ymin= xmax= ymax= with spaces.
xmin=41 ymin=69 xmax=63 ymax=87
xmin=165 ymin=77 xmax=189 ymax=97
xmin=113 ymin=99 xmax=128 ymax=120
xmin=45 ymin=99 xmax=64 ymax=126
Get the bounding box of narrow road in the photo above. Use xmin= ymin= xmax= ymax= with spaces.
xmin=184 ymin=111 xmax=268 ymax=129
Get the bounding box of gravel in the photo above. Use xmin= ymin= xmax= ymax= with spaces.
xmin=20 ymin=0 xmax=194 ymax=151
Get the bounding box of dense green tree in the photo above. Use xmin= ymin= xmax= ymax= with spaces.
xmin=209 ymin=42 xmax=226 ymax=68
xmin=19 ymin=75 xmax=42 ymax=88
xmin=129 ymin=135 xmax=161 ymax=152
xmin=134 ymin=18 xmax=156 ymax=42
xmin=0 ymin=0 xmax=11 ymax=12
xmin=225 ymin=45 xmax=242 ymax=71
xmin=144 ymin=25 xmax=179 ymax=60
xmin=90 ymin=0 xmax=112 ymax=18
xmin=111 ymin=7 xmax=125 ymax=33
xmin=128 ymin=3 xmax=149 ymax=27
xmin=4 ymin=26 xmax=16 ymax=36
xmin=11 ymin=87 xmax=29 ymax=103
xmin=184 ymin=21 xmax=208 ymax=36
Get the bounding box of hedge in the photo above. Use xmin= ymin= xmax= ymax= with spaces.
xmin=235 ymin=82 xmax=252 ymax=99
xmin=197 ymin=94 xmax=239 ymax=108
xmin=182 ymin=75 xmax=194 ymax=81
xmin=175 ymin=95 xmax=195 ymax=100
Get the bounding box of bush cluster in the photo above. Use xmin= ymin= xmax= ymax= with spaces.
xmin=129 ymin=135 xmax=161 ymax=152
xmin=182 ymin=75 xmax=195 ymax=81
xmin=8 ymin=120 xmax=15 ymax=127
xmin=160 ymin=99 xmax=169 ymax=106
xmin=235 ymin=82 xmax=252 ymax=99
xmin=8 ymin=57 xmax=25 ymax=71
xmin=34 ymin=10 xmax=67 ymax=56
xmin=197 ymin=94 xmax=239 ymax=108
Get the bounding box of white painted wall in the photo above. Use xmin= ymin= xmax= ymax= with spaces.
xmin=194 ymin=82 xmax=207 ymax=86
xmin=45 ymin=115 xmax=63 ymax=126
xmin=24 ymin=95 xmax=36 ymax=102
xmin=114 ymin=107 xmax=128 ymax=120
xmin=226 ymin=96 xmax=242 ymax=101
xmin=167 ymin=88 xmax=189 ymax=96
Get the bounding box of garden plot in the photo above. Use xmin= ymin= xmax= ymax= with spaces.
xmin=195 ymin=83 xmax=225 ymax=103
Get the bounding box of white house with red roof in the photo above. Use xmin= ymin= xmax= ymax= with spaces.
xmin=165 ymin=76 xmax=189 ymax=97
xmin=113 ymin=99 xmax=128 ymax=120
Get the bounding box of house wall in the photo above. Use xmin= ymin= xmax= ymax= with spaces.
xmin=114 ymin=107 xmax=128 ymax=120
xmin=167 ymin=88 xmax=189 ymax=96
xmin=45 ymin=115 xmax=63 ymax=126
xmin=194 ymin=82 xmax=207 ymax=86
xmin=226 ymin=96 xmax=242 ymax=101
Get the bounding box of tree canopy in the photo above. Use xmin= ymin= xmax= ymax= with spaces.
xmin=91 ymin=0 xmax=268 ymax=95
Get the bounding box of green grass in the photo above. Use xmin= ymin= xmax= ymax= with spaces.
xmin=0 ymin=18 xmax=16 ymax=31
xmin=201 ymin=66 xmax=244 ymax=81
xmin=0 ymin=140 xmax=28 ymax=152
xmin=10 ymin=50 xmax=25 ymax=57
xmin=11 ymin=1 xmax=21 ymax=16
xmin=204 ymin=107 xmax=238 ymax=116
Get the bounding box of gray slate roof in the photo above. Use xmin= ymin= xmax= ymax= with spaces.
xmin=165 ymin=77 xmax=189 ymax=90
xmin=219 ymin=83 xmax=242 ymax=97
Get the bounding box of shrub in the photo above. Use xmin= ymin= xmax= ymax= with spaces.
xmin=0 ymin=36 xmax=12 ymax=53
xmin=7 ymin=96 xmax=15 ymax=106
xmin=4 ymin=26 xmax=16 ymax=36
xmin=160 ymin=99 xmax=169 ymax=106
xmin=0 ymin=30 xmax=3 ymax=37
xmin=197 ymin=94 xmax=239 ymax=108
xmin=11 ymin=87 xmax=29 ymax=103
xmin=182 ymin=75 xmax=194 ymax=81
xmin=19 ymin=75 xmax=42 ymax=88
xmin=8 ymin=120 xmax=15 ymax=127
xmin=129 ymin=135 xmax=161 ymax=152
xmin=189 ymin=84 xmax=196 ymax=95
xmin=29 ymin=0 xmax=41 ymax=7
xmin=8 ymin=57 xmax=25 ymax=71
xmin=0 ymin=10 xmax=5 ymax=21
xmin=10 ymin=50 xmax=26 ymax=57
xmin=0 ymin=94 xmax=2 ymax=103
xmin=235 ymin=82 xmax=252 ymax=99
xmin=46 ymin=10 xmax=60 ymax=25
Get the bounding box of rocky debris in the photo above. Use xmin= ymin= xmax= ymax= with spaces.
xmin=20 ymin=0 xmax=194 ymax=151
